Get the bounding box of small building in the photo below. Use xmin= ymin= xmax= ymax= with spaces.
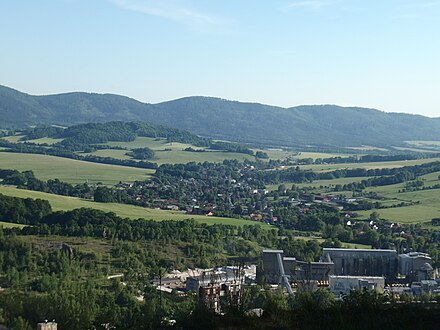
xmin=37 ymin=322 xmax=57 ymax=330
xmin=199 ymin=285 xmax=222 ymax=313
xmin=411 ymin=280 xmax=439 ymax=296
xmin=329 ymin=275 xmax=385 ymax=296
xmin=186 ymin=271 xmax=241 ymax=292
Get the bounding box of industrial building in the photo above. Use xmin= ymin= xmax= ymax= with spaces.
xmin=262 ymin=249 xmax=334 ymax=293
xmin=262 ymin=248 xmax=435 ymax=294
xmin=329 ymin=275 xmax=385 ymax=296
xmin=285 ymin=257 xmax=334 ymax=282
xmin=399 ymin=252 xmax=434 ymax=282
xmin=321 ymin=248 xmax=398 ymax=279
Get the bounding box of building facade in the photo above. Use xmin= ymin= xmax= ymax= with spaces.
xmin=322 ymin=248 xmax=398 ymax=279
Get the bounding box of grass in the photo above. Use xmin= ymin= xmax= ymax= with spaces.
xmin=392 ymin=146 xmax=438 ymax=153
xmin=93 ymin=137 xmax=256 ymax=165
xmin=289 ymin=152 xmax=354 ymax=160
xmin=294 ymin=236 xmax=371 ymax=249
xmin=81 ymin=149 xmax=133 ymax=160
xmin=356 ymin=203 xmax=438 ymax=224
xmin=405 ymin=141 xmax=440 ymax=151
xmin=354 ymin=171 xmax=440 ymax=224
xmin=2 ymin=135 xmax=25 ymax=143
xmin=259 ymin=150 xmax=352 ymax=161
xmin=25 ymin=137 xmax=64 ymax=145
xmin=0 ymin=186 xmax=272 ymax=228
xmin=266 ymin=177 xmax=371 ymax=191
xmin=347 ymin=145 xmax=388 ymax=151
xmin=0 ymin=152 xmax=153 ymax=185
xmin=1 ymin=135 xmax=63 ymax=145
xmin=97 ymin=137 xmax=355 ymax=165
xmin=0 ymin=221 xmax=26 ymax=229
xmin=298 ymin=158 xmax=440 ymax=172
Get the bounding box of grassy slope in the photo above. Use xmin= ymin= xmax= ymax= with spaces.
xmin=2 ymin=135 xmax=25 ymax=143
xmin=86 ymin=137 xmax=256 ymax=165
xmin=89 ymin=137 xmax=353 ymax=165
xmin=294 ymin=236 xmax=371 ymax=249
xmin=0 ymin=221 xmax=26 ymax=229
xmin=25 ymin=137 xmax=64 ymax=145
xmin=298 ymin=158 xmax=440 ymax=172
xmin=262 ymin=150 xmax=352 ymax=161
xmin=356 ymin=171 xmax=440 ymax=223
xmin=0 ymin=186 xmax=271 ymax=228
xmin=0 ymin=152 xmax=153 ymax=184
xmin=266 ymin=177 xmax=372 ymax=191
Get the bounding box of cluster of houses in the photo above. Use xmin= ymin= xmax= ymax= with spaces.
xmin=114 ymin=171 xmax=381 ymax=227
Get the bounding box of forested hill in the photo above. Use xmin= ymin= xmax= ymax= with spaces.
xmin=2 ymin=84 xmax=440 ymax=147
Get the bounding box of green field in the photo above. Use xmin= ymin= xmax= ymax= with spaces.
xmin=92 ymin=137 xmax=256 ymax=165
xmin=298 ymin=158 xmax=440 ymax=172
xmin=357 ymin=202 xmax=440 ymax=224
xmin=81 ymin=149 xmax=133 ymax=160
xmin=266 ymin=177 xmax=371 ymax=191
xmin=294 ymin=236 xmax=371 ymax=249
xmin=0 ymin=152 xmax=153 ymax=184
xmin=405 ymin=141 xmax=440 ymax=151
xmin=392 ymin=146 xmax=438 ymax=153
xmin=2 ymin=135 xmax=25 ymax=143
xmin=355 ymin=171 xmax=440 ymax=223
xmin=0 ymin=221 xmax=26 ymax=229
xmin=347 ymin=146 xmax=388 ymax=152
xmin=0 ymin=186 xmax=271 ymax=228
xmin=260 ymin=150 xmax=352 ymax=161
xmin=95 ymin=137 xmax=355 ymax=165
xmin=26 ymin=137 xmax=64 ymax=145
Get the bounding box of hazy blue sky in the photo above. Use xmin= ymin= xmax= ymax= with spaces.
xmin=1 ymin=0 xmax=439 ymax=116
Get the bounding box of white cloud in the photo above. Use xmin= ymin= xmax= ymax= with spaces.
xmin=109 ymin=0 xmax=223 ymax=31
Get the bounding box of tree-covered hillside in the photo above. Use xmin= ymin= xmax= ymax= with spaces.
xmin=2 ymin=85 xmax=440 ymax=147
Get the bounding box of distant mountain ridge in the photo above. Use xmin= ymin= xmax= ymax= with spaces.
xmin=1 ymin=84 xmax=440 ymax=147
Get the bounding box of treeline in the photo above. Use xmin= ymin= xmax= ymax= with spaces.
xmin=20 ymin=125 xmax=64 ymax=140
xmin=208 ymin=141 xmax=254 ymax=155
xmin=0 ymin=170 xmax=94 ymax=198
xmin=0 ymin=193 xmax=51 ymax=224
xmin=127 ymin=147 xmax=155 ymax=160
xmin=0 ymin=192 xmax=329 ymax=264
xmin=252 ymin=161 xmax=440 ymax=185
xmin=22 ymin=122 xmax=206 ymax=149
xmin=0 ymin=169 xmax=143 ymax=206
xmin=22 ymin=121 xmax=256 ymax=155
xmin=300 ymin=153 xmax=440 ymax=165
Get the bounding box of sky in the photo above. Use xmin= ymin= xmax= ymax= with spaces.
xmin=0 ymin=0 xmax=439 ymax=117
